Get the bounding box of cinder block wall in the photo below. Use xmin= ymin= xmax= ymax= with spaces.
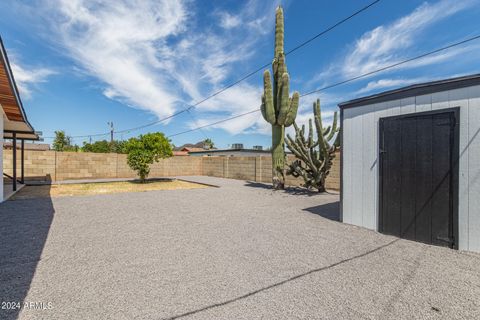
xmin=202 ymin=157 xmax=224 ymax=177
xmin=3 ymin=150 xmax=340 ymax=190
xmin=55 ymin=152 xmax=118 ymax=180
xmin=4 ymin=150 xmax=56 ymax=181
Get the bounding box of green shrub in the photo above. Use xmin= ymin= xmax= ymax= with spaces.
xmin=81 ymin=140 xmax=128 ymax=153
xmin=124 ymin=132 xmax=172 ymax=182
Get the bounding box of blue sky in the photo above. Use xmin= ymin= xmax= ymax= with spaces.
xmin=1 ymin=0 xmax=479 ymax=148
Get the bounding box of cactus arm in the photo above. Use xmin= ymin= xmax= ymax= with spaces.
xmin=277 ymin=73 xmax=290 ymax=124
xmin=261 ymin=94 xmax=267 ymax=120
xmin=326 ymin=111 xmax=338 ymax=141
xmin=313 ymin=99 xmax=328 ymax=155
xmin=333 ymin=128 xmax=341 ymax=148
xmin=307 ymin=119 xmax=313 ymax=147
xmin=323 ymin=126 xmax=331 ymax=140
xmin=284 ymin=92 xmax=299 ymax=127
xmin=286 ymin=134 xmax=303 ymax=159
xmin=261 ymin=70 xmax=276 ymax=124
xmin=293 ymin=121 xmax=300 ymax=133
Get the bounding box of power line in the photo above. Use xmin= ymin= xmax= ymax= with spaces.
xmin=44 ymin=0 xmax=381 ymax=140
xmin=44 ymin=110 xmax=188 ymax=139
xmin=166 ymin=34 xmax=480 ymax=138
xmin=179 ymin=0 xmax=381 ymax=110
xmin=168 ymin=109 xmax=260 ymax=138
xmin=301 ymin=34 xmax=480 ymax=98
xmin=284 ymin=0 xmax=380 ymax=56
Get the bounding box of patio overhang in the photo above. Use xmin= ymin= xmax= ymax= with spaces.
xmin=0 ymin=36 xmax=38 ymax=141
xmin=0 ymin=36 xmax=39 ymax=199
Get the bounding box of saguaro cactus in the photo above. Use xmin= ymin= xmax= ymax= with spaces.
xmin=285 ymin=99 xmax=340 ymax=192
xmin=261 ymin=6 xmax=299 ymax=190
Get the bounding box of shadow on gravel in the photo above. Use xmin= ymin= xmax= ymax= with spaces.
xmin=163 ymin=238 xmax=399 ymax=320
xmin=0 ymin=185 xmax=54 ymax=320
xmin=303 ymin=201 xmax=340 ymax=221
xmin=244 ymin=181 xmax=321 ymax=196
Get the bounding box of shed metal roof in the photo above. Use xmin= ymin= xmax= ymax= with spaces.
xmin=338 ymin=73 xmax=480 ymax=109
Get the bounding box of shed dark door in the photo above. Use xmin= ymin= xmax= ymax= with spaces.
xmin=379 ymin=111 xmax=458 ymax=248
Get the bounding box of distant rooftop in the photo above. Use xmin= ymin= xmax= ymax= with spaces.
xmin=4 ymin=142 xmax=50 ymax=151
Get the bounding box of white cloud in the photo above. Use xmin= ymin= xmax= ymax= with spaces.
xmin=188 ymin=82 xmax=263 ymax=134
xmin=219 ymin=12 xmax=241 ymax=29
xmin=34 ymin=0 xmax=277 ymax=130
xmin=356 ymin=77 xmax=430 ymax=95
xmin=310 ymin=0 xmax=474 ymax=89
xmin=9 ymin=61 xmax=56 ymax=99
xmin=45 ymin=0 xmax=188 ymax=118
xmin=342 ymin=0 xmax=473 ymax=78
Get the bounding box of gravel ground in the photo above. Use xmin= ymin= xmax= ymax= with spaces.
xmin=0 ymin=176 xmax=479 ymax=320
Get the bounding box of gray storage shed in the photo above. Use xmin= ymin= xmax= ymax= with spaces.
xmin=339 ymin=74 xmax=480 ymax=252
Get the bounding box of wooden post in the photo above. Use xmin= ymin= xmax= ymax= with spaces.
xmin=12 ymin=133 xmax=17 ymax=191
xmin=21 ymin=139 xmax=25 ymax=184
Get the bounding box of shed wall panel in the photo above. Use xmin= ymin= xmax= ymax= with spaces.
xmin=342 ymin=109 xmax=353 ymax=224
xmin=416 ymin=94 xmax=432 ymax=113
xmin=400 ymin=97 xmax=415 ymax=114
xmin=449 ymin=87 xmax=470 ymax=250
xmin=467 ymin=86 xmax=480 ymax=252
xmin=350 ymin=106 xmax=365 ymax=226
xmin=362 ymin=103 xmax=376 ymax=229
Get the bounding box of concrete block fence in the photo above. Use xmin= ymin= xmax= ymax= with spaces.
xmin=3 ymin=150 xmax=340 ymax=190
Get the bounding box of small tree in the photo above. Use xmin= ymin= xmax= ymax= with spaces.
xmin=111 ymin=140 xmax=128 ymax=154
xmin=81 ymin=140 xmax=128 ymax=153
xmin=53 ymin=130 xmax=78 ymax=151
xmin=53 ymin=130 xmax=70 ymax=151
xmin=124 ymin=132 xmax=173 ymax=182
xmin=82 ymin=140 xmax=111 ymax=153
xmin=203 ymin=138 xmax=215 ymax=149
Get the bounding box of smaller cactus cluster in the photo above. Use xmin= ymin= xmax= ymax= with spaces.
xmin=286 ymin=99 xmax=340 ymax=192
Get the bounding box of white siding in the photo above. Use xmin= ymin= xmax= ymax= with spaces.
xmin=342 ymin=109 xmax=353 ymax=224
xmin=362 ymin=104 xmax=376 ymax=229
xmin=468 ymin=86 xmax=480 ymax=252
xmin=350 ymin=106 xmax=365 ymax=226
xmin=416 ymin=94 xmax=432 ymax=112
xmin=342 ymin=84 xmax=480 ymax=252
xmin=400 ymin=97 xmax=415 ymax=114
xmin=449 ymin=87 xmax=470 ymax=250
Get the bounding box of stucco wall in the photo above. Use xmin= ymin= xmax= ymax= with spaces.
xmin=3 ymin=150 xmax=340 ymax=190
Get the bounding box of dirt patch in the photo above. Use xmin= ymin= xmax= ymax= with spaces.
xmin=10 ymin=179 xmax=207 ymax=200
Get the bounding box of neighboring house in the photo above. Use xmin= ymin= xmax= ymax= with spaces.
xmin=180 ymin=147 xmax=205 ymax=153
xmin=339 ymin=74 xmax=480 ymax=253
xmin=0 ymin=36 xmax=39 ymax=201
xmin=4 ymin=141 xmax=49 ymax=151
xmin=172 ymin=150 xmax=189 ymax=156
xmin=174 ymin=141 xmax=218 ymax=153
xmin=189 ymin=148 xmax=274 ymax=157
xmin=174 ymin=141 xmax=208 ymax=150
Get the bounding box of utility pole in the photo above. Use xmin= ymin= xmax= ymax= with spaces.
xmin=107 ymin=122 xmax=114 ymax=143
